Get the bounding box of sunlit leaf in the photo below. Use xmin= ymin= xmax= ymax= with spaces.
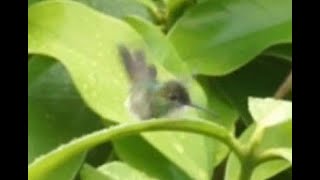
xmin=248 ymin=97 xmax=292 ymax=127
xmin=169 ymin=0 xmax=292 ymax=75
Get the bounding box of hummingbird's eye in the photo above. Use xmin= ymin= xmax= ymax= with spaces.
xmin=169 ymin=94 xmax=178 ymax=101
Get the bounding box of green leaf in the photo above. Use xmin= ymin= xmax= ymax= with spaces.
xmin=168 ymin=0 xmax=292 ymax=75
xmin=213 ymin=56 xmax=291 ymax=125
xmin=80 ymin=162 xmax=158 ymax=180
xmin=164 ymin=0 xmax=196 ymax=32
xmin=80 ymin=164 xmax=111 ymax=180
xmin=262 ymin=43 xmax=292 ymax=62
xmin=252 ymin=160 xmax=291 ymax=180
xmin=225 ymin=121 xmax=292 ymax=180
xmin=75 ymin=0 xmax=153 ymax=21
xmin=98 ymin=161 xmax=157 ymax=179
xmin=113 ymin=135 xmax=192 ymax=179
xmin=28 ymin=56 xmax=103 ymax=179
xmin=143 ymin=132 xmax=215 ymax=179
xmin=41 ymin=154 xmax=86 ymax=180
xmin=124 ymin=16 xmax=190 ymax=76
xmin=269 ymin=167 xmax=292 ymax=180
xmin=193 ymin=74 xmax=240 ymax=175
xmin=28 ymin=0 xmax=42 ymax=7
xmin=248 ymin=97 xmax=292 ymax=127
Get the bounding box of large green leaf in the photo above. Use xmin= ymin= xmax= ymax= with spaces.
xmin=168 ymin=0 xmax=292 ymax=75
xmin=28 ymin=56 xmax=103 ymax=179
xmin=98 ymin=161 xmax=157 ymax=179
xmin=75 ymin=0 xmax=153 ymax=21
xmin=225 ymin=121 xmax=292 ymax=180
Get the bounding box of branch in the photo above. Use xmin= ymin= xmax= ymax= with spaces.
xmin=28 ymin=119 xmax=243 ymax=180
xmin=274 ymin=70 xmax=292 ymax=99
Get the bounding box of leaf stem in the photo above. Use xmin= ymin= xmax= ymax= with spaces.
xmin=255 ymin=152 xmax=283 ymax=166
xmin=274 ymin=69 xmax=292 ymax=99
xmin=239 ymin=163 xmax=255 ymax=180
xmin=28 ymin=119 xmax=244 ymax=180
xmin=255 ymin=148 xmax=292 ymax=166
xmin=247 ymin=125 xmax=266 ymax=152
xmin=238 ymin=124 xmax=266 ymax=180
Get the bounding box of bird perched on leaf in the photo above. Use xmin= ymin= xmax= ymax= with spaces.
xmin=118 ymin=45 xmax=217 ymax=120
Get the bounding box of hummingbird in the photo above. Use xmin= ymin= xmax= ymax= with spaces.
xmin=118 ymin=45 xmax=217 ymax=120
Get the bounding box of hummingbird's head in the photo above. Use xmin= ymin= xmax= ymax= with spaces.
xmin=159 ymin=80 xmax=219 ymax=118
xmin=159 ymin=80 xmax=191 ymax=107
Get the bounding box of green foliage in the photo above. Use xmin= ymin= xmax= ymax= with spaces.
xmin=28 ymin=55 xmax=105 ymax=179
xmin=80 ymin=162 xmax=158 ymax=180
xmin=28 ymin=0 xmax=292 ymax=179
xmin=168 ymin=0 xmax=291 ymax=75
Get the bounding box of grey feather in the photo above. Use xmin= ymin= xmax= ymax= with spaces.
xmin=118 ymin=45 xmax=157 ymax=83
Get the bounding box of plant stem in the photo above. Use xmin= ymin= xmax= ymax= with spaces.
xmin=274 ymin=69 xmax=292 ymax=99
xmin=255 ymin=151 xmax=283 ymax=166
xmin=255 ymin=148 xmax=292 ymax=166
xmin=238 ymin=149 xmax=257 ymax=180
xmin=247 ymin=125 xmax=265 ymax=151
xmin=239 ymin=163 xmax=255 ymax=180
xmin=106 ymin=149 xmax=116 ymax=162
xmin=238 ymin=125 xmax=266 ymax=180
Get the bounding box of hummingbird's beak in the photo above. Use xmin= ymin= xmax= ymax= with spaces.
xmin=188 ymin=103 xmax=219 ymax=118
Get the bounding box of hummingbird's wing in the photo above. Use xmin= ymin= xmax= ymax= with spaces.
xmin=118 ymin=45 xmax=157 ymax=84
xmin=133 ymin=50 xmax=157 ymax=81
